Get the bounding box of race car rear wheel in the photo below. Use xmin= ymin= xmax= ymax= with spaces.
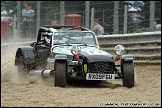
xmin=121 ymin=62 xmax=134 ymax=88
xmin=54 ymin=61 xmax=67 ymax=87
xmin=17 ymin=55 xmax=30 ymax=76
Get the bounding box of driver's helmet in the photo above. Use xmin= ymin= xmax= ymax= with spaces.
xmin=45 ymin=36 xmax=51 ymax=44
xmin=45 ymin=28 xmax=57 ymax=44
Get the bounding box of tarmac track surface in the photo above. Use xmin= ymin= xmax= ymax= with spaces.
xmin=1 ymin=43 xmax=161 ymax=107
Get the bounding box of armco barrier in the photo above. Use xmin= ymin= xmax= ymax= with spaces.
xmin=97 ymin=31 xmax=161 ymax=65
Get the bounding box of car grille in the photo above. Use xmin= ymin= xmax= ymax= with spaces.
xmin=88 ymin=62 xmax=114 ymax=74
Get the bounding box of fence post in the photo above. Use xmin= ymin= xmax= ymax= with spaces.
xmin=103 ymin=9 xmax=105 ymax=28
xmin=85 ymin=1 xmax=90 ymax=29
xmin=113 ymin=1 xmax=119 ymax=34
xmin=60 ymin=1 xmax=65 ymax=26
xmin=36 ymin=1 xmax=40 ymax=35
xmin=82 ymin=11 xmax=85 ymax=27
xmin=150 ymin=1 xmax=155 ymax=32
xmin=13 ymin=14 xmax=17 ymax=40
xmin=17 ymin=1 xmax=21 ymax=40
xmin=90 ymin=8 xmax=94 ymax=30
xmin=124 ymin=5 xmax=128 ymax=34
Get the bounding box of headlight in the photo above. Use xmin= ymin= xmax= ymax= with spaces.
xmin=71 ymin=45 xmax=81 ymax=55
xmin=114 ymin=45 xmax=125 ymax=55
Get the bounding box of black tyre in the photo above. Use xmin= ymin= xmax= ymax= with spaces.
xmin=17 ymin=55 xmax=30 ymax=76
xmin=54 ymin=61 xmax=67 ymax=87
xmin=122 ymin=62 xmax=134 ymax=88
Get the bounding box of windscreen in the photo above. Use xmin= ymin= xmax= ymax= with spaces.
xmin=52 ymin=31 xmax=97 ymax=46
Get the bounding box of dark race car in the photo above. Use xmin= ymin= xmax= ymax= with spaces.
xmin=15 ymin=25 xmax=134 ymax=87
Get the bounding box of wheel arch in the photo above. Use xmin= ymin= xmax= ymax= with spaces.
xmin=121 ymin=54 xmax=134 ymax=62
xmin=54 ymin=54 xmax=67 ymax=63
xmin=15 ymin=46 xmax=36 ymax=66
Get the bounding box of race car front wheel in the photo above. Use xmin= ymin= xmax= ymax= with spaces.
xmin=121 ymin=62 xmax=134 ymax=88
xmin=54 ymin=61 xmax=67 ymax=87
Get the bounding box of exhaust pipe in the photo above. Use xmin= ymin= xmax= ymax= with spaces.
xmin=41 ymin=70 xmax=54 ymax=78
xmin=29 ymin=69 xmax=43 ymax=75
xmin=29 ymin=69 xmax=54 ymax=78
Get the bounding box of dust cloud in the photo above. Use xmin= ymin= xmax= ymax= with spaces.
xmin=1 ymin=43 xmax=53 ymax=86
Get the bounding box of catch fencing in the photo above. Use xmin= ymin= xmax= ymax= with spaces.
xmin=1 ymin=1 xmax=161 ymax=39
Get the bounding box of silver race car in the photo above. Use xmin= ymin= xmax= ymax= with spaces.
xmin=15 ymin=25 xmax=134 ymax=87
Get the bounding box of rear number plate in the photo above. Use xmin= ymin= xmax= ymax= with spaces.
xmin=86 ymin=73 xmax=115 ymax=80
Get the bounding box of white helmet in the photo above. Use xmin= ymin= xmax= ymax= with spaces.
xmin=45 ymin=28 xmax=58 ymax=44
xmin=45 ymin=36 xmax=50 ymax=44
